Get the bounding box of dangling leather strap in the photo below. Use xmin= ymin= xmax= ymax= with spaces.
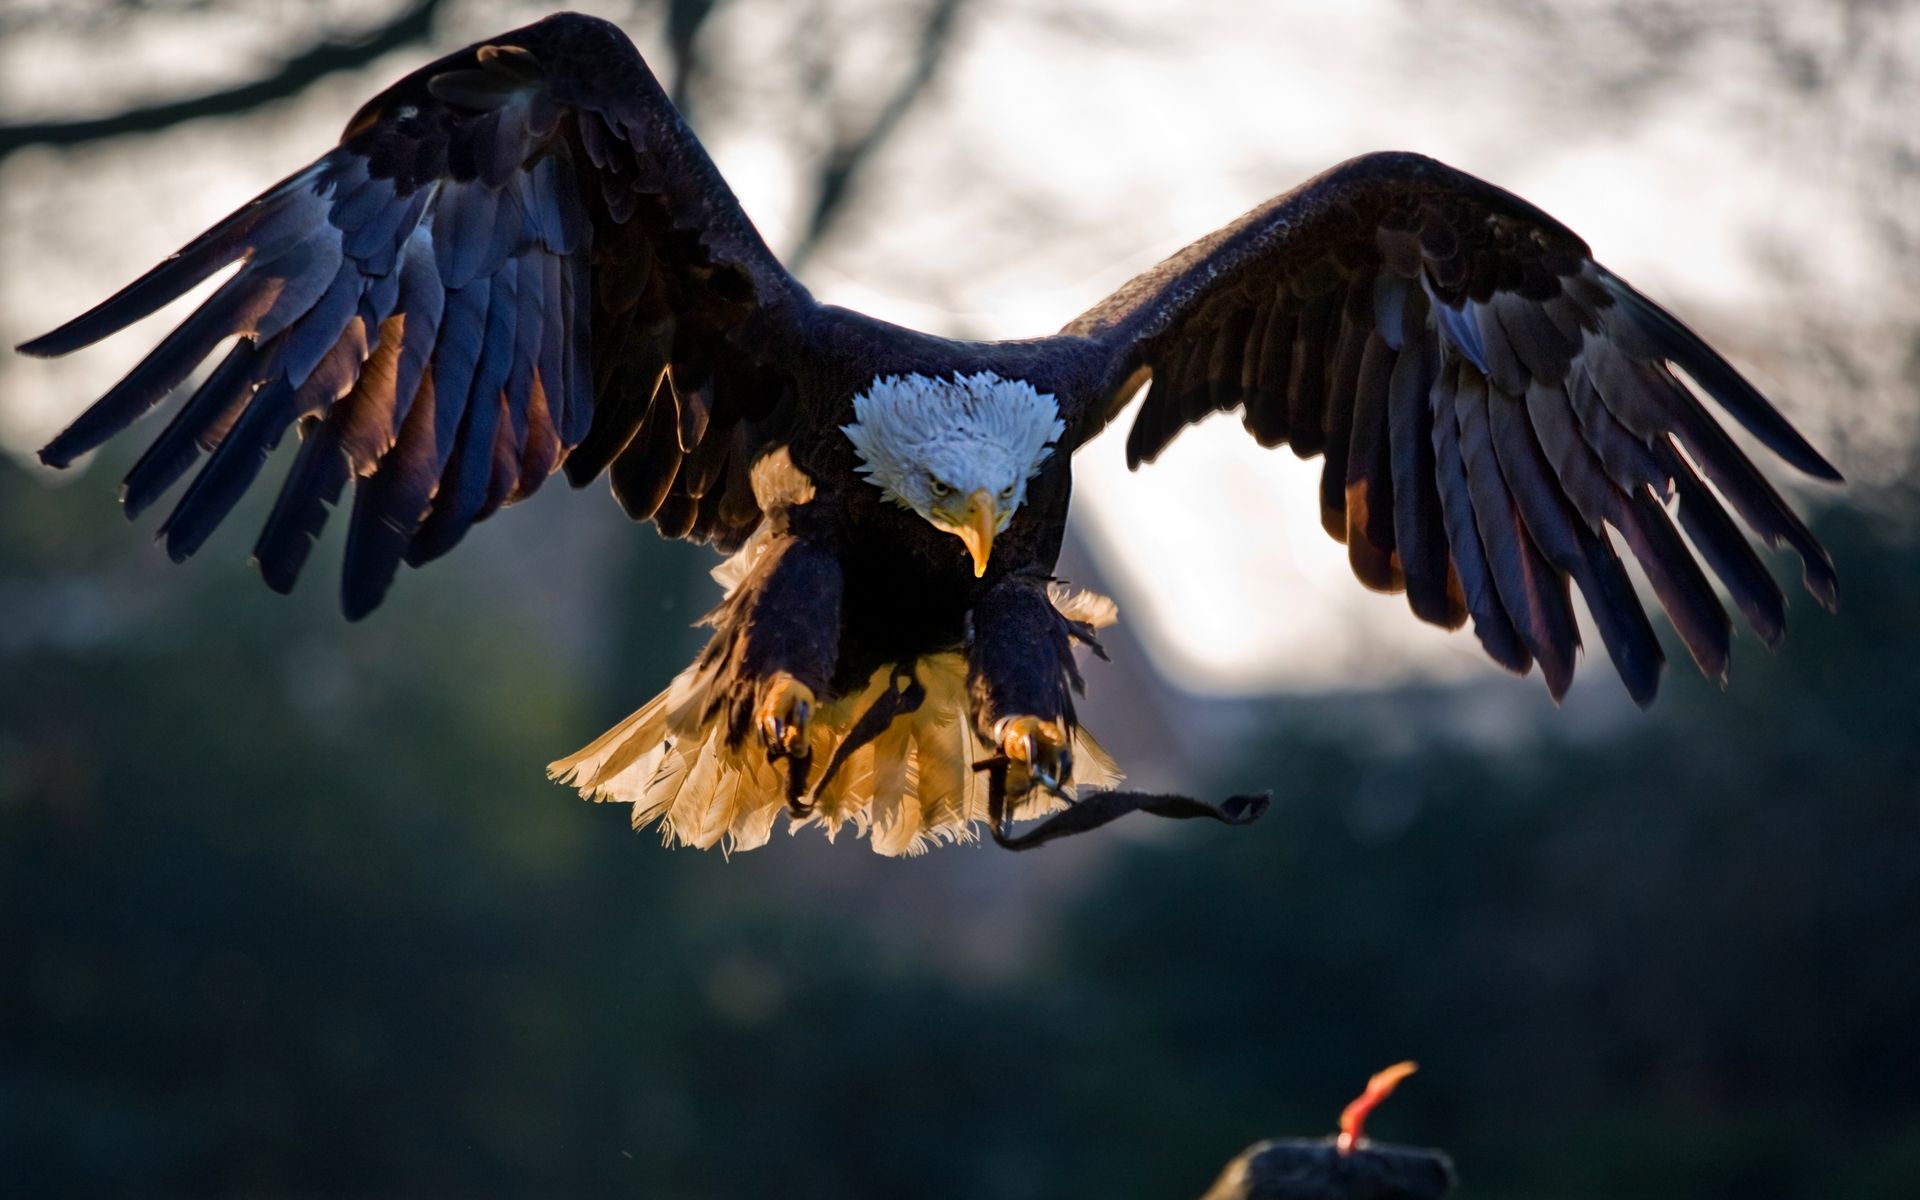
xmin=976 ymin=756 xmax=1270 ymax=851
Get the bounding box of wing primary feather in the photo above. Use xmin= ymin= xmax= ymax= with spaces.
xmin=384 ymin=229 xmax=446 ymax=435
xmin=1587 ymin=353 xmax=1835 ymax=609
xmin=334 ymin=313 xmax=408 ymax=473
xmin=539 ymin=249 xmax=594 ymax=448
xmin=1654 ymin=438 xmax=1789 ymax=648
xmin=156 ymin=376 xmax=301 ymax=562
xmin=355 ymin=267 xmax=402 ymax=358
xmin=1373 ymin=274 xmax=1411 ymax=349
xmin=491 ymin=255 xmax=549 ymax=507
xmin=566 ymin=318 xmax=666 ymax=483
xmin=1244 ymin=303 xmax=1295 ymax=446
xmin=1601 ymin=270 xmax=1842 ymax=480
xmin=1239 ymin=303 xmax=1276 ymax=408
xmin=561 ymin=244 xmax=594 ymax=445
xmin=1566 ymin=357 xmax=1661 ymax=490
xmin=18 ymin=171 xmax=321 ymax=359
xmin=686 ymin=466 xmax=732 ymax=542
xmin=609 ymin=378 xmax=681 ymax=520
xmin=1526 ymin=378 xmax=1615 ymax=531
xmin=1491 ymin=381 xmax=1661 ymax=703
xmin=1472 ymin=299 xmax=1530 ymax=394
xmin=342 ymin=373 xmax=440 ymax=620
xmin=424 ymin=276 xmax=492 ymax=470
xmin=1344 ymin=330 xmax=1400 ymax=590
xmin=653 ymin=491 xmax=699 ymax=540
xmin=120 ymin=339 xmax=265 ymax=519
xmin=479 ymin=393 xmax=522 ymax=518
xmin=1388 ymin=334 xmax=1460 ymax=626
xmin=677 ymin=370 xmax=736 ymax=499
xmin=37 ymin=238 xmax=336 ymax=469
xmin=277 ymin=259 xmax=366 ymax=391
xmin=1285 ymin=292 xmax=1336 ymax=458
xmin=1208 ymin=307 xmax=1253 ymax=413
xmin=409 ymin=259 xmax=520 ymax=565
xmin=1457 ymin=368 xmax=1577 ymax=696
xmin=245 ymin=311 xmax=375 ymax=579
xmin=253 ymin=416 xmax=351 ymax=594
xmin=1615 ymin=483 xmax=1731 ymax=679
xmin=1431 ymin=361 xmax=1531 ymax=671
xmin=715 ymin=423 xmax=763 ymax=534
xmin=1124 ymin=346 xmax=1187 ymax=467
xmin=669 ymin=359 xmax=714 ymax=452
xmin=1530 ymin=374 xmax=1695 ymax=684
xmin=515 ymin=373 xmax=562 ymax=502
xmin=219 ymin=316 xmax=372 ymax=575
xmin=1318 ymin=282 xmax=1371 ymax=539
xmin=1172 ymin=333 xmax=1213 ymax=425
xmin=1655 ymin=368 xmax=1838 ymax=608
xmin=1570 ymin=518 xmax=1664 ymax=706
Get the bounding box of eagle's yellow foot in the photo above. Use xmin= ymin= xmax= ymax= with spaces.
xmin=998 ymin=714 xmax=1072 ymax=797
xmin=755 ymin=672 xmax=815 ymax=763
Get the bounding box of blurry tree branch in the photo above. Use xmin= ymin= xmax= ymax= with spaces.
xmin=0 ymin=0 xmax=966 ymax=274
xmin=0 ymin=0 xmax=447 ymax=164
xmin=1403 ymin=0 xmax=1920 ymax=475
xmin=664 ymin=0 xmax=718 ymax=113
xmin=789 ymin=0 xmax=968 ymax=267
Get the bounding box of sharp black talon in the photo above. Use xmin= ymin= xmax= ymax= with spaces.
xmin=782 ymin=750 xmax=814 ymax=816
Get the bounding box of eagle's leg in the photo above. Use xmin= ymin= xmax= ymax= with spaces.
xmin=967 ymin=575 xmax=1081 ymax=805
xmin=711 ymin=534 xmax=844 ymax=808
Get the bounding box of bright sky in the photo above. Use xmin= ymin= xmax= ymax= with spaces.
xmin=0 ymin=0 xmax=1891 ymax=694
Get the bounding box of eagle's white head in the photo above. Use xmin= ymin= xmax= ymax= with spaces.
xmin=842 ymin=372 xmax=1065 ymax=576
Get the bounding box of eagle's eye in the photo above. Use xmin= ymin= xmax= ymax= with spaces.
xmin=928 ymin=475 xmax=953 ymax=499
xmin=999 ymin=484 xmax=1016 ymax=502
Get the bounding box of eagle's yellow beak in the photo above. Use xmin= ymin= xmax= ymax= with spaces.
xmin=952 ymin=488 xmax=996 ymax=577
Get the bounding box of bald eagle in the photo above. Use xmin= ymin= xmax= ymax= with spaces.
xmin=21 ymin=14 xmax=1840 ymax=855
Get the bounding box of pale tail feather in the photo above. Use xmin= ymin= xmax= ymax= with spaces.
xmin=546 ymin=541 xmax=1125 ymax=856
xmin=548 ymin=651 xmax=1121 ymax=856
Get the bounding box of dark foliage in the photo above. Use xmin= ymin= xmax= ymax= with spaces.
xmin=3 ymin=429 xmax=1916 ymax=1197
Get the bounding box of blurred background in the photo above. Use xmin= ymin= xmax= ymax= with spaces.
xmin=3 ymin=1 xmax=1917 ymax=1196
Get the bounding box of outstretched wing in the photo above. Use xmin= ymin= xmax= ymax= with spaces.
xmin=1065 ymin=151 xmax=1840 ymax=705
xmin=21 ymin=13 xmax=817 ymax=618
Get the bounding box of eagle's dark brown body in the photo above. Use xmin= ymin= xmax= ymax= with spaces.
xmin=20 ymin=13 xmax=1841 ymax=851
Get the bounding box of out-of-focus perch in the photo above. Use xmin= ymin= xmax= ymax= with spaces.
xmin=1201 ymin=1138 xmax=1455 ymax=1200
xmin=1203 ymin=1061 xmax=1451 ymax=1199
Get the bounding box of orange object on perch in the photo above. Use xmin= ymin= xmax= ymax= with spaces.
xmin=1336 ymin=1061 xmax=1418 ymax=1154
